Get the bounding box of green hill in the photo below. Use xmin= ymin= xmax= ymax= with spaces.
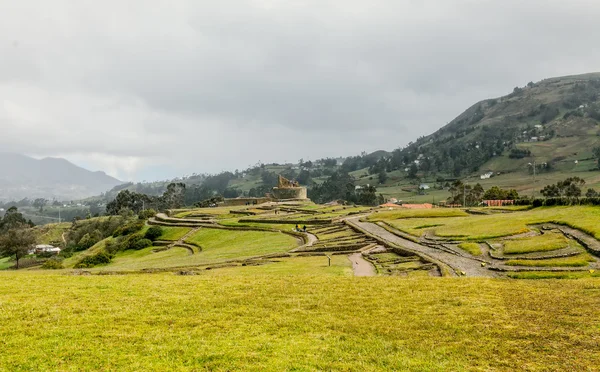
xmin=366 ymin=72 xmax=600 ymax=201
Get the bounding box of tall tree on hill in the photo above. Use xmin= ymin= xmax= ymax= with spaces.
xmin=378 ymin=170 xmax=387 ymax=185
xmin=408 ymin=163 xmax=418 ymax=179
xmin=0 ymin=224 xmax=36 ymax=269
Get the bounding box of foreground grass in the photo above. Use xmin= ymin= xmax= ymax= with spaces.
xmin=507 ymin=270 xmax=600 ymax=279
xmin=503 ymin=233 xmax=569 ymax=254
xmin=1 ymin=272 xmax=600 ymax=371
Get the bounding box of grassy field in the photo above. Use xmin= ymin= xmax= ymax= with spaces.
xmin=92 ymin=229 xmax=300 ymax=271
xmin=375 ymin=206 xmax=600 ymax=241
xmin=1 ymin=272 xmax=600 ymax=370
xmin=505 ymin=253 xmax=595 ymax=267
xmin=503 ymin=233 xmax=569 ymax=254
xmin=158 ymin=226 xmax=192 ymax=241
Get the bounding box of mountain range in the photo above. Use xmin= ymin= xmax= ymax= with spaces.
xmin=0 ymin=153 xmax=123 ymax=201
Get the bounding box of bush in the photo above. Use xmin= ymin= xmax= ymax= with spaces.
xmin=37 ymin=251 xmax=56 ymax=259
xmin=74 ymin=252 xmax=113 ymax=268
xmin=112 ymin=220 xmax=145 ymax=237
xmin=119 ymin=232 xmax=146 ymax=251
xmin=139 ymin=209 xmax=157 ymax=220
xmin=42 ymin=258 xmax=64 ymax=270
xmin=145 ymin=226 xmax=163 ymax=241
xmin=132 ymin=238 xmax=153 ymax=250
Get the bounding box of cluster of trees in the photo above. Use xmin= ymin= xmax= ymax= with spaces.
xmin=540 ymin=177 xmax=591 ymax=199
xmin=509 ymin=148 xmax=532 ymax=159
xmin=446 ymin=182 xmax=519 ymax=206
xmin=308 ymin=171 xmax=383 ymax=206
xmin=106 ymin=183 xmax=187 ymax=215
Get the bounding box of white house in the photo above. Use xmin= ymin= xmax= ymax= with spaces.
xmin=29 ymin=244 xmax=61 ymax=255
xmin=480 ymin=171 xmax=494 ymax=180
xmin=419 ymin=184 xmax=430 ymax=190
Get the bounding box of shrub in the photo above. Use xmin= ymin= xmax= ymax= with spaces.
xmin=139 ymin=209 xmax=157 ymax=220
xmin=74 ymin=252 xmax=113 ymax=268
xmin=132 ymin=238 xmax=153 ymax=250
xmin=42 ymin=258 xmax=64 ymax=270
xmin=119 ymin=232 xmax=145 ymax=251
xmin=144 ymin=226 xmax=163 ymax=241
xmin=112 ymin=220 xmax=145 ymax=237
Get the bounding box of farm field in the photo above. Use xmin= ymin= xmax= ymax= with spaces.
xmin=1 ymin=272 xmax=600 ymax=371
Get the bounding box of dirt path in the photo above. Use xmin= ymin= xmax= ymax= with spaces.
xmin=348 ymin=253 xmax=376 ymax=276
xmin=348 ymin=217 xmax=497 ymax=277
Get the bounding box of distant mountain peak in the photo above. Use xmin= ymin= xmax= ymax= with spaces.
xmin=0 ymin=154 xmax=123 ymax=201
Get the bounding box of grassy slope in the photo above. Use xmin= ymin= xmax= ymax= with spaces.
xmin=1 ymin=272 xmax=600 ymax=370
xmin=158 ymin=226 xmax=192 ymax=241
xmin=0 ymin=257 xmax=12 ymax=270
xmin=97 ymin=229 xmax=300 ymax=271
xmin=33 ymin=222 xmax=71 ymax=245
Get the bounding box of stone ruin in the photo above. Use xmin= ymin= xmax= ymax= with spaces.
xmin=271 ymin=175 xmax=308 ymax=200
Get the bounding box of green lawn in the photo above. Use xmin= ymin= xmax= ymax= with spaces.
xmin=503 ymin=233 xmax=569 ymax=254
xmin=158 ymin=226 xmax=192 ymax=241
xmin=1 ymin=272 xmax=600 ymax=370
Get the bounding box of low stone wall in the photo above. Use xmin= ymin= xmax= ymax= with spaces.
xmin=221 ymin=197 xmax=271 ymax=206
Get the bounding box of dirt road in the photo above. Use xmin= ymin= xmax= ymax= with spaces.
xmin=347 ymin=217 xmax=497 ymax=277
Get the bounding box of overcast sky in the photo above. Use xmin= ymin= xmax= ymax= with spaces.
xmin=1 ymin=0 xmax=599 ymax=181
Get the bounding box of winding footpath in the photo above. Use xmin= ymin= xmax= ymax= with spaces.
xmin=347 ymin=217 xmax=497 ymax=277
xmin=348 ymin=253 xmax=376 ymax=276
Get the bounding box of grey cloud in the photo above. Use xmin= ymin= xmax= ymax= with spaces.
xmin=0 ymin=0 xmax=599 ymax=180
